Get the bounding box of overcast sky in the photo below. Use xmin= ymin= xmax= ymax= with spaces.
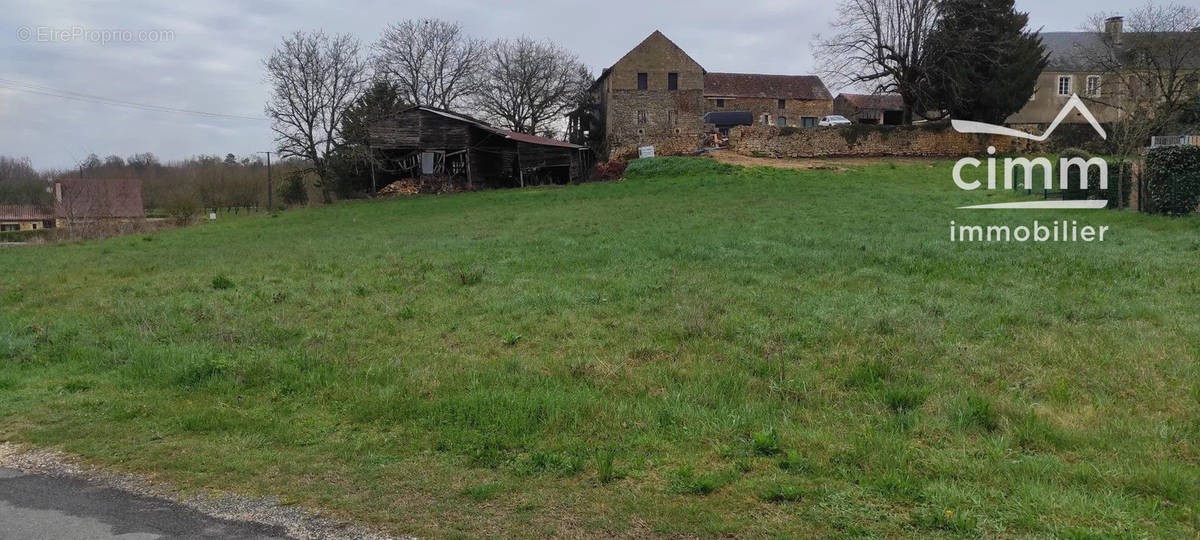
xmin=2 ymin=0 xmax=1133 ymax=169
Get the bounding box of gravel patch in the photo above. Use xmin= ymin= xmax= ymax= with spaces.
xmin=0 ymin=442 xmax=410 ymax=540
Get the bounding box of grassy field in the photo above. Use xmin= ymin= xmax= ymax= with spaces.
xmin=1 ymin=157 xmax=1198 ymax=538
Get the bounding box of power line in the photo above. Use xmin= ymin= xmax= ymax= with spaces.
xmin=0 ymin=77 xmax=265 ymax=121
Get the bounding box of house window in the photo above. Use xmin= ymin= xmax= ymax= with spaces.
xmin=636 ymin=110 xmax=648 ymax=124
xmin=801 ymin=117 xmax=817 ymax=128
xmin=1057 ymin=75 xmax=1072 ymax=96
xmin=776 ymin=116 xmax=787 ymax=127
xmin=778 ymin=99 xmax=786 ymax=110
xmin=0 ymin=224 xmax=17 ymax=232
xmin=761 ymin=113 xmax=770 ymax=125
xmin=668 ymin=72 xmax=678 ymax=91
xmin=637 ymin=72 xmax=648 ymax=90
xmin=715 ymin=98 xmax=725 ymax=108
xmin=1086 ymin=75 xmax=1101 ymax=97
xmin=668 ymin=110 xmax=678 ymax=126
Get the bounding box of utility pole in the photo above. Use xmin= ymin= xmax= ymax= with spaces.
xmin=257 ymin=151 xmax=273 ymax=210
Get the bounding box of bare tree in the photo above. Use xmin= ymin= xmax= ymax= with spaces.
xmin=372 ymin=19 xmax=487 ymax=110
xmin=1083 ymin=4 xmax=1200 ymax=138
xmin=814 ymin=0 xmax=940 ymax=122
xmin=474 ymin=37 xmax=592 ymax=136
xmin=1080 ymin=3 xmax=1200 ymax=208
xmin=264 ymin=30 xmax=367 ymax=203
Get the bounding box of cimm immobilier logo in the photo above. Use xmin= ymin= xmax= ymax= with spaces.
xmin=951 ymin=94 xmax=1110 ymax=210
xmin=947 ymin=95 xmax=1112 ymax=243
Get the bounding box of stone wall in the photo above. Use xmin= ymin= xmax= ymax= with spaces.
xmin=729 ymin=123 xmax=1044 ymax=158
xmin=607 ymin=89 xmax=706 ymax=158
xmin=604 ymin=31 xmax=707 ymax=160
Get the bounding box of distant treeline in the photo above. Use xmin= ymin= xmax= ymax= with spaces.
xmin=0 ymin=153 xmax=314 ymax=211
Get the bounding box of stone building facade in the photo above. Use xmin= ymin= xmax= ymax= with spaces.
xmin=573 ymin=31 xmax=833 ymax=158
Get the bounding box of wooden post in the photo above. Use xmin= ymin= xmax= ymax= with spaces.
xmin=517 ymin=145 xmax=524 ymax=188
xmin=465 ymin=149 xmax=473 ymax=190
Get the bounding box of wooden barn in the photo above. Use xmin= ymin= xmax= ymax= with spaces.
xmin=369 ymin=106 xmax=590 ymax=189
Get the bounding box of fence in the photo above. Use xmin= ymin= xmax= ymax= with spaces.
xmin=1150 ymin=135 xmax=1200 ymax=148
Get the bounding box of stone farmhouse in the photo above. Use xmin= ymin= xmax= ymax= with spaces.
xmin=1007 ymin=16 xmax=1199 ymax=127
xmin=568 ymin=31 xmax=832 ymax=158
xmin=1007 ymin=17 xmax=1128 ymax=126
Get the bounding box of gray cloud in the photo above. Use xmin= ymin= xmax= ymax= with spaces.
xmin=1 ymin=0 xmax=1133 ymax=169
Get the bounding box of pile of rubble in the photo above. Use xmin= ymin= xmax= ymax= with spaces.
xmin=376 ymin=177 xmax=474 ymax=197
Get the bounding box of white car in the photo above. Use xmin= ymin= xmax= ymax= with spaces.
xmin=818 ymin=115 xmax=853 ymax=127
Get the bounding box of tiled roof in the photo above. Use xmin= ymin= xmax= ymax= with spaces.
xmin=54 ymin=178 xmax=144 ymax=219
xmin=1040 ymin=32 xmax=1104 ymax=71
xmin=838 ymin=93 xmax=904 ymax=111
xmin=1039 ymin=31 xmax=1200 ymax=71
xmin=0 ymin=204 xmax=53 ymax=221
xmin=704 ymin=72 xmax=832 ymax=100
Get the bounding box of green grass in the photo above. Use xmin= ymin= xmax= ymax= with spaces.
xmin=1 ymin=156 xmax=1199 ymax=537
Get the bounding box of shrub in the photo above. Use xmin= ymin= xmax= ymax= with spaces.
xmin=163 ymin=190 xmax=201 ymax=225
xmin=591 ymin=159 xmax=627 ymax=181
xmin=1144 ymin=145 xmax=1200 ymax=215
xmin=280 ymin=175 xmax=309 ymax=206
xmin=211 ymin=275 xmax=235 ymax=290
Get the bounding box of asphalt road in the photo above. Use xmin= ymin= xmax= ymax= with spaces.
xmin=0 ymin=467 xmax=291 ymax=539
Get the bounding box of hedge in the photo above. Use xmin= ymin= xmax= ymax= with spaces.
xmin=1144 ymin=145 xmax=1200 ymax=215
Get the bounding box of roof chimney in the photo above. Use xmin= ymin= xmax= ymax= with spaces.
xmin=1105 ymin=16 xmax=1124 ymax=43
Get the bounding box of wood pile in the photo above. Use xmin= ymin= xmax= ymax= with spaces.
xmin=376 ymin=180 xmax=421 ymax=197
xmin=376 ymin=177 xmax=474 ymax=197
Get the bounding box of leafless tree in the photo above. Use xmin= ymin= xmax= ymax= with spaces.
xmin=813 ymin=0 xmax=941 ymax=122
xmin=372 ymin=19 xmax=487 ymax=110
xmin=1079 ymin=3 xmax=1200 ymax=207
xmin=1082 ymin=4 xmax=1200 ymax=141
xmin=474 ymin=37 xmax=592 ymax=136
xmin=264 ymin=30 xmax=367 ymax=203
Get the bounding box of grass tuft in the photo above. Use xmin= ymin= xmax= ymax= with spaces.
xmin=668 ymin=465 xmax=733 ymax=495
xmin=751 ymin=428 xmax=781 ymax=456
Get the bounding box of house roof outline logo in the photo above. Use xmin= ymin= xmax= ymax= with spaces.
xmin=951 ymin=94 xmax=1106 ymax=141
